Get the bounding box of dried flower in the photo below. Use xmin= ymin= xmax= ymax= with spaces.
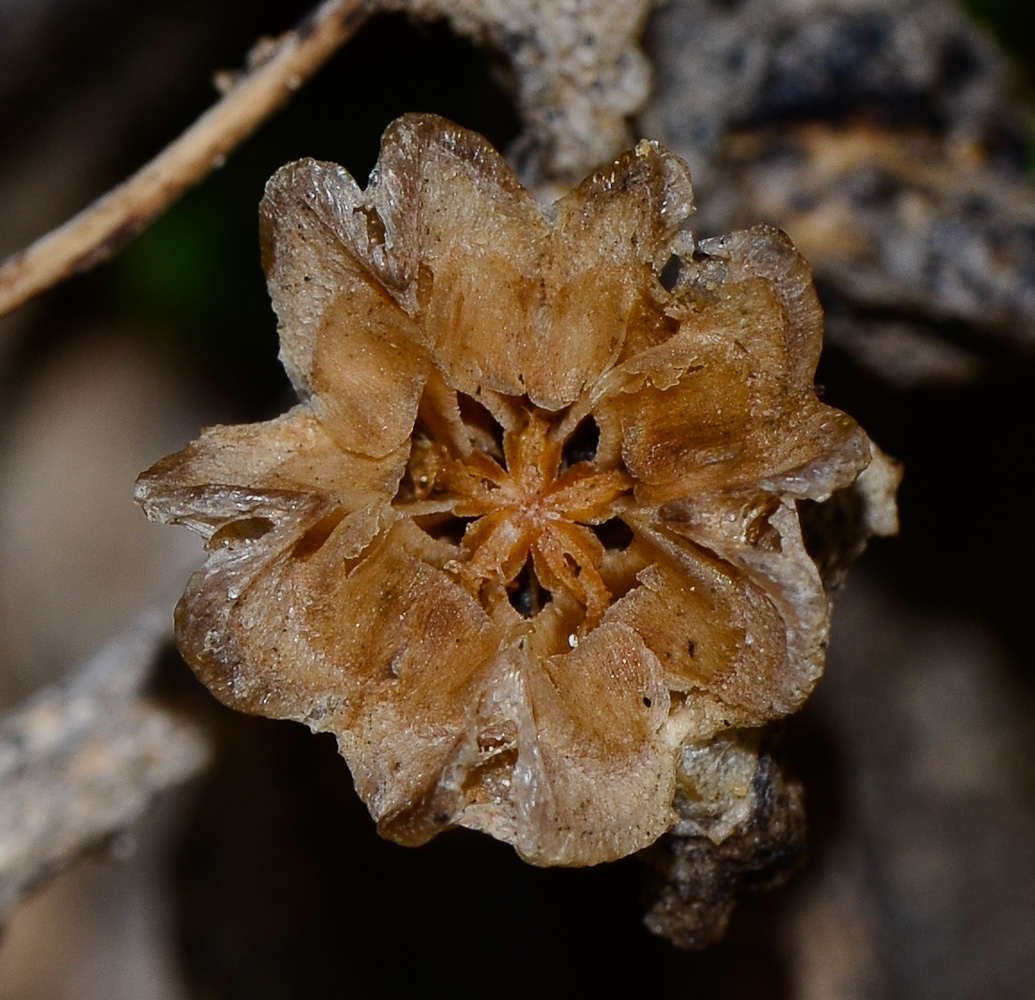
xmin=136 ymin=114 xmax=876 ymax=866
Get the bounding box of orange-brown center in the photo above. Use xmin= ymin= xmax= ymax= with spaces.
xmin=397 ymin=401 xmax=633 ymax=622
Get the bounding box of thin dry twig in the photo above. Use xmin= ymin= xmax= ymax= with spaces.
xmin=0 ymin=0 xmax=371 ymax=322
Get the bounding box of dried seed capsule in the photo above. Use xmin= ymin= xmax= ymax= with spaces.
xmin=136 ymin=114 xmax=888 ymax=867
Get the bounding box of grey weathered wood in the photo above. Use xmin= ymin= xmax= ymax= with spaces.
xmin=0 ymin=612 xmax=210 ymax=918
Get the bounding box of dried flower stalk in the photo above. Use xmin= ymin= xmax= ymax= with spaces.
xmin=137 ymin=114 xmax=883 ymax=866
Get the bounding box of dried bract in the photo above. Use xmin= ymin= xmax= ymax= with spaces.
xmin=136 ymin=114 xmax=880 ymax=866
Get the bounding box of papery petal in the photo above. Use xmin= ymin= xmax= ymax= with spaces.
xmin=176 ymin=515 xmax=506 ymax=840
xmin=370 ymin=114 xmax=549 ymax=401
xmin=538 ymin=140 xmax=695 ymax=407
xmin=597 ymin=226 xmax=871 ymax=503
xmin=606 ymin=509 xmax=818 ymax=738
xmin=513 ymin=622 xmax=676 ymax=864
xmin=656 ymin=493 xmax=832 ymax=716
xmin=260 ymin=160 xmax=428 ymax=458
xmin=134 ymin=406 xmax=406 ymax=538
xmin=442 ymin=622 xmax=676 ymax=867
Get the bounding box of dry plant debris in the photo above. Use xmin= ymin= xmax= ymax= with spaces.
xmin=0 ymin=614 xmax=210 ymax=917
xmin=644 ymin=0 xmax=1035 ymax=384
xmin=136 ymin=113 xmax=891 ymax=867
xmin=387 ymin=0 xmax=653 ymax=186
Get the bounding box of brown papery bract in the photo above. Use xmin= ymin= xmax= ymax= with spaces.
xmin=136 ymin=114 xmax=879 ymax=866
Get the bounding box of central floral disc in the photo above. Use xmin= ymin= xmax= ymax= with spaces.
xmin=394 ymin=390 xmax=633 ymax=626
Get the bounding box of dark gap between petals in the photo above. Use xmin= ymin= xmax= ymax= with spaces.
xmin=590 ymin=518 xmax=634 ymax=551
xmin=659 ymin=253 xmax=682 ymax=292
xmin=415 ymin=513 xmax=476 ymax=546
xmin=560 ymin=415 xmax=600 ymax=469
xmin=508 ymin=559 xmax=551 ymax=618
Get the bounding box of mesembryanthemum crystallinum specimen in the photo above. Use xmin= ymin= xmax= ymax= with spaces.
xmin=136 ymin=113 xmax=879 ymax=866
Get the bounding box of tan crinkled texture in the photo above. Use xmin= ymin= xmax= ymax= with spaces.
xmin=136 ymin=113 xmax=876 ymax=866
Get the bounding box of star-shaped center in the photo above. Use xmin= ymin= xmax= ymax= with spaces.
xmin=395 ymin=394 xmax=633 ymax=623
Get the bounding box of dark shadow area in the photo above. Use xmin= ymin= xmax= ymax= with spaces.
xmin=815 ymin=339 xmax=1035 ymax=690
xmin=175 ymin=706 xmax=802 ymax=1000
xmin=964 ymin=0 xmax=1035 ymax=71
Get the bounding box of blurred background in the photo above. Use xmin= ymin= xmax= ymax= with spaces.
xmin=1 ymin=1 xmax=1033 ymax=997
